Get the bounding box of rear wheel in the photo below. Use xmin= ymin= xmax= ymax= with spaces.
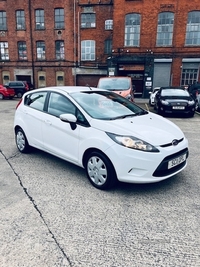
xmin=17 ymin=92 xmax=23 ymax=98
xmin=15 ymin=128 xmax=30 ymax=153
xmin=195 ymin=100 xmax=199 ymax=111
xmin=0 ymin=93 xmax=4 ymax=100
xmin=85 ymin=151 xmax=117 ymax=190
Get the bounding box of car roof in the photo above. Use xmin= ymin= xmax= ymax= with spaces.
xmin=25 ymin=86 xmax=107 ymax=94
xmin=160 ymin=86 xmax=185 ymax=90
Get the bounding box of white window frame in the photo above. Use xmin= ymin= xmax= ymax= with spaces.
xmin=81 ymin=40 xmax=95 ymax=61
xmin=105 ymin=20 xmax=113 ymax=30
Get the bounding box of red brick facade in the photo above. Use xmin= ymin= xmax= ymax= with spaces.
xmin=0 ymin=0 xmax=200 ymax=97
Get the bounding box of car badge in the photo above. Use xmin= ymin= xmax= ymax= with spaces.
xmin=172 ymin=139 xmax=179 ymax=146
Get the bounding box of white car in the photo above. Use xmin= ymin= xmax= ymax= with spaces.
xmin=14 ymin=86 xmax=189 ymax=190
xmin=149 ymin=87 xmax=160 ymax=106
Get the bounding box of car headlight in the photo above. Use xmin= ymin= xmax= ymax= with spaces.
xmin=106 ymin=132 xmax=159 ymax=152
xmin=188 ymin=100 xmax=195 ymax=105
xmin=161 ymin=100 xmax=169 ymax=105
xmin=126 ymin=94 xmax=132 ymax=100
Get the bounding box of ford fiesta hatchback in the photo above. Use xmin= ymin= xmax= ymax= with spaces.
xmin=14 ymin=86 xmax=189 ymax=190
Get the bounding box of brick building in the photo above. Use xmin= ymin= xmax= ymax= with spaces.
xmin=0 ymin=0 xmax=200 ymax=97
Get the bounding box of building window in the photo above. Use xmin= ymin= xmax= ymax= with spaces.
xmin=156 ymin=12 xmax=174 ymax=46
xmin=124 ymin=13 xmax=141 ymax=47
xmin=81 ymin=13 xmax=96 ymax=28
xmin=0 ymin=42 xmax=9 ymax=60
xmin=81 ymin=40 xmax=95 ymax=61
xmin=16 ymin=10 xmax=25 ymax=30
xmin=55 ymin=40 xmax=64 ymax=59
xmin=104 ymin=39 xmax=112 ymax=54
xmin=55 ymin=8 xmax=64 ymax=29
xmin=0 ymin=11 xmax=7 ymax=30
xmin=36 ymin=41 xmax=45 ymax=60
xmin=35 ymin=9 xmax=45 ymax=30
xmin=105 ymin=20 xmax=113 ymax=30
xmin=185 ymin=11 xmax=200 ymax=46
xmin=181 ymin=68 xmax=198 ymax=87
xmin=18 ymin=41 xmax=27 ymax=60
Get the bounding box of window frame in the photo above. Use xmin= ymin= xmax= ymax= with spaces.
xmin=18 ymin=41 xmax=27 ymax=60
xmin=35 ymin=9 xmax=45 ymax=30
xmin=81 ymin=13 xmax=96 ymax=28
xmin=105 ymin=19 xmax=113 ymax=30
xmin=81 ymin=40 xmax=95 ymax=61
xmin=185 ymin=11 xmax=200 ymax=46
xmin=16 ymin=10 xmax=25 ymax=30
xmin=36 ymin=41 xmax=45 ymax=60
xmin=104 ymin=39 xmax=112 ymax=54
xmin=0 ymin=11 xmax=7 ymax=31
xmin=54 ymin=8 xmax=64 ymax=29
xmin=55 ymin=40 xmax=65 ymax=60
xmin=0 ymin=41 xmax=9 ymax=60
xmin=156 ymin=12 xmax=174 ymax=47
xmin=124 ymin=13 xmax=141 ymax=47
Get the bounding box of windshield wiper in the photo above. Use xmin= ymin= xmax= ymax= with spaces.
xmin=109 ymin=114 xmax=136 ymax=120
xmin=135 ymin=110 xmax=148 ymax=116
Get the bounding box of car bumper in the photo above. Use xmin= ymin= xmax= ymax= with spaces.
xmin=105 ymin=138 xmax=188 ymax=184
xmin=160 ymin=105 xmax=195 ymax=114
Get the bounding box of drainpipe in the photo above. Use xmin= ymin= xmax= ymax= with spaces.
xmin=28 ymin=0 xmax=35 ymax=88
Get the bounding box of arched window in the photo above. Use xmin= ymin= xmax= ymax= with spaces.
xmin=185 ymin=11 xmax=200 ymax=45
xmin=124 ymin=13 xmax=141 ymax=47
xmin=156 ymin=12 xmax=174 ymax=46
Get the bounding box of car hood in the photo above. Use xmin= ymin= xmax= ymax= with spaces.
xmin=112 ymin=89 xmax=130 ymax=98
xmin=89 ymin=112 xmax=184 ymax=146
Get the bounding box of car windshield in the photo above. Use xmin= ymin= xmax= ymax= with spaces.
xmin=71 ymin=91 xmax=147 ymax=120
xmin=161 ymin=89 xmax=189 ymax=97
xmin=98 ymin=78 xmax=131 ymax=91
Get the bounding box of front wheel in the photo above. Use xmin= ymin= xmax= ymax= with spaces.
xmin=0 ymin=93 xmax=4 ymax=100
xmin=15 ymin=128 xmax=30 ymax=153
xmin=85 ymin=151 xmax=117 ymax=190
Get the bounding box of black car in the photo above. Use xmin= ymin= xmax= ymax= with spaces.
xmin=4 ymin=81 xmax=28 ymax=98
xmin=154 ymin=87 xmax=195 ymax=117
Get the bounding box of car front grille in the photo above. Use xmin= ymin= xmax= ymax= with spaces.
xmin=160 ymin=138 xmax=184 ymax=148
xmin=153 ymin=148 xmax=189 ymax=177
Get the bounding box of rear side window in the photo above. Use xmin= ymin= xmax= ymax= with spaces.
xmin=25 ymin=92 xmax=47 ymax=111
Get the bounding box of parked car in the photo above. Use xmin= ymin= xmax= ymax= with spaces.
xmin=4 ymin=81 xmax=29 ymax=98
xmin=188 ymin=82 xmax=200 ymax=99
xmin=14 ymin=86 xmax=189 ymax=190
xmin=154 ymin=86 xmax=195 ymax=117
xmin=195 ymin=89 xmax=200 ymax=111
xmin=97 ymin=76 xmax=135 ymax=102
xmin=149 ymin=87 xmax=160 ymax=106
xmin=0 ymin=84 xmax=15 ymax=100
xmin=23 ymin=81 xmax=34 ymax=90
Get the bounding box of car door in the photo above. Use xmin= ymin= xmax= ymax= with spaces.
xmin=22 ymin=91 xmax=48 ymax=148
xmin=41 ymin=92 xmax=88 ymax=164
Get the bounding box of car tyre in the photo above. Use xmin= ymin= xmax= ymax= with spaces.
xmin=17 ymin=92 xmax=23 ymax=98
xmin=0 ymin=93 xmax=4 ymax=100
xmin=15 ymin=128 xmax=30 ymax=153
xmin=195 ymin=100 xmax=199 ymax=111
xmin=85 ymin=151 xmax=117 ymax=190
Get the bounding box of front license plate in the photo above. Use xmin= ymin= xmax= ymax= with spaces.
xmin=172 ymin=106 xmax=185 ymax=110
xmin=168 ymin=154 xmax=187 ymax=169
